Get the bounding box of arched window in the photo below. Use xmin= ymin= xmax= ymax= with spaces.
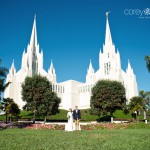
xmin=108 ymin=53 xmax=109 ymax=58
xmin=56 ymin=85 xmax=57 ymax=92
xmin=63 ymin=87 xmax=65 ymax=93
xmin=104 ymin=62 xmax=111 ymax=75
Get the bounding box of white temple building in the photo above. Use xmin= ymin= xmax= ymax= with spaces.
xmin=4 ymin=14 xmax=138 ymax=110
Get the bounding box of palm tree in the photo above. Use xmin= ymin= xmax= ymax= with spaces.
xmin=139 ymin=90 xmax=147 ymax=120
xmin=139 ymin=90 xmax=150 ymax=120
xmin=1 ymin=98 xmax=20 ymax=122
xmin=3 ymin=98 xmax=13 ymax=122
xmin=0 ymin=59 xmax=10 ymax=100
xmin=128 ymin=96 xmax=147 ymax=122
xmin=0 ymin=59 xmax=8 ymax=77
xmin=9 ymin=102 xmax=20 ymax=122
xmin=145 ymin=56 xmax=150 ymax=72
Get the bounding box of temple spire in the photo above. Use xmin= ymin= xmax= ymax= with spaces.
xmin=10 ymin=59 xmax=16 ymax=75
xmin=50 ymin=60 xmax=53 ymax=68
xmin=11 ymin=59 xmax=15 ymax=69
xmin=127 ymin=60 xmax=132 ymax=70
xmin=48 ymin=60 xmax=56 ymax=83
xmin=88 ymin=59 xmax=94 ymax=73
xmin=89 ymin=59 xmax=92 ymax=70
xmin=126 ymin=59 xmax=134 ymax=76
xmin=30 ymin=15 xmax=38 ymax=47
xmin=105 ymin=12 xmax=112 ymax=45
xmin=49 ymin=60 xmax=55 ymax=74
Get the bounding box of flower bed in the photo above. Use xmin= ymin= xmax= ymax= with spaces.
xmin=81 ymin=122 xmax=150 ymax=130
xmin=25 ymin=123 xmax=65 ymax=130
xmin=0 ymin=122 xmax=15 ymax=129
xmin=0 ymin=122 xmax=65 ymax=130
xmin=1 ymin=121 xmax=150 ymax=130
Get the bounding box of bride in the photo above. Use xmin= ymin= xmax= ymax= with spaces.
xmin=65 ymin=108 xmax=74 ymax=131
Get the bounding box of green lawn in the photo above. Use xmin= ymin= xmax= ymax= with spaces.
xmin=0 ymin=129 xmax=150 ymax=150
xmin=0 ymin=109 xmax=149 ymax=122
xmin=18 ymin=109 xmax=150 ymax=122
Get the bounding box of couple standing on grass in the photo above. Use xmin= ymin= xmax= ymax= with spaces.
xmin=65 ymin=106 xmax=81 ymax=131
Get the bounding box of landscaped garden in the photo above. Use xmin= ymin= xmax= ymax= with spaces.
xmin=0 ymin=127 xmax=150 ymax=150
xmin=1 ymin=109 xmax=149 ymax=123
xmin=0 ymin=58 xmax=150 ymax=150
xmin=1 ymin=109 xmax=150 ymax=150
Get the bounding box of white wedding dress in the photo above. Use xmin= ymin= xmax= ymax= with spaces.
xmin=65 ymin=111 xmax=74 ymax=131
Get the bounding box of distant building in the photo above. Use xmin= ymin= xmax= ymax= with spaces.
xmin=4 ymin=14 xmax=138 ymax=110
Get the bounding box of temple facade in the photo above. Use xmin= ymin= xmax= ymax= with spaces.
xmin=4 ymin=14 xmax=138 ymax=110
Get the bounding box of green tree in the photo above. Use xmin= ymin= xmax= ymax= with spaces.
xmin=128 ymin=96 xmax=147 ymax=122
xmin=1 ymin=98 xmax=20 ymax=122
xmin=9 ymin=102 xmax=20 ymax=121
xmin=37 ymin=91 xmax=60 ymax=123
xmin=0 ymin=102 xmax=5 ymax=115
xmin=139 ymin=90 xmax=150 ymax=120
xmin=145 ymin=56 xmax=150 ymax=72
xmin=145 ymin=93 xmax=150 ymax=109
xmin=21 ymin=75 xmax=60 ymax=123
xmin=90 ymin=80 xmax=126 ymax=123
xmin=3 ymin=98 xmax=13 ymax=123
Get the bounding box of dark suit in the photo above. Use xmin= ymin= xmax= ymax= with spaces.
xmin=73 ymin=109 xmax=81 ymax=130
xmin=73 ymin=109 xmax=81 ymax=120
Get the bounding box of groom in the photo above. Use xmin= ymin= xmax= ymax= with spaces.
xmin=73 ymin=106 xmax=81 ymax=130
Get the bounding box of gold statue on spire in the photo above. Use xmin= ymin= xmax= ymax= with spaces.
xmin=106 ymin=11 xmax=110 ymax=18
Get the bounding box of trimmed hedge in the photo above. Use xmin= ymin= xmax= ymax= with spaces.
xmin=1 ymin=109 xmax=149 ymax=122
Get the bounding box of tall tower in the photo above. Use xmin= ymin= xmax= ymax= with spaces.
xmin=125 ymin=60 xmax=138 ymax=101
xmin=30 ymin=15 xmax=38 ymax=76
xmin=95 ymin=12 xmax=138 ymax=102
xmin=21 ymin=15 xmax=45 ymax=77
xmin=98 ymin=12 xmax=121 ymax=81
xmin=4 ymin=16 xmax=49 ymax=109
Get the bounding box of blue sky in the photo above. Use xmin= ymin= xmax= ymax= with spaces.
xmin=0 ymin=0 xmax=149 ymax=92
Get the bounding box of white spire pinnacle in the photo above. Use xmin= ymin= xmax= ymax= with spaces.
xmin=89 ymin=59 xmax=92 ymax=70
xmin=99 ymin=48 xmax=102 ymax=54
xmin=30 ymin=15 xmax=38 ymax=47
xmin=50 ymin=59 xmax=53 ymax=68
xmin=86 ymin=59 xmax=95 ymax=84
xmin=88 ymin=59 xmax=94 ymax=73
xmin=126 ymin=59 xmax=134 ymax=75
xmin=127 ymin=59 xmax=132 ymax=70
xmin=11 ymin=59 xmax=15 ymax=69
xmin=49 ymin=60 xmax=55 ymax=74
xmin=10 ymin=59 xmax=16 ymax=75
xmin=105 ymin=12 xmax=112 ymax=45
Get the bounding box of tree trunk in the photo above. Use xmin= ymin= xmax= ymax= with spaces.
xmin=136 ymin=114 xmax=139 ymax=122
xmin=111 ymin=116 xmax=113 ymax=123
xmin=5 ymin=112 xmax=8 ymax=123
xmin=132 ymin=116 xmax=135 ymax=122
xmin=110 ymin=112 xmax=113 ymax=123
xmin=33 ymin=110 xmax=36 ymax=124
xmin=143 ymin=111 xmax=147 ymax=120
xmin=98 ymin=109 xmax=100 ymax=122
xmin=44 ymin=117 xmax=47 ymax=124
xmin=10 ymin=114 xmax=12 ymax=122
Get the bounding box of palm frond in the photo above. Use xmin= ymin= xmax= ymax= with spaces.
xmin=0 ymin=67 xmax=8 ymax=78
xmin=0 ymin=80 xmax=11 ymax=92
xmin=145 ymin=56 xmax=150 ymax=72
